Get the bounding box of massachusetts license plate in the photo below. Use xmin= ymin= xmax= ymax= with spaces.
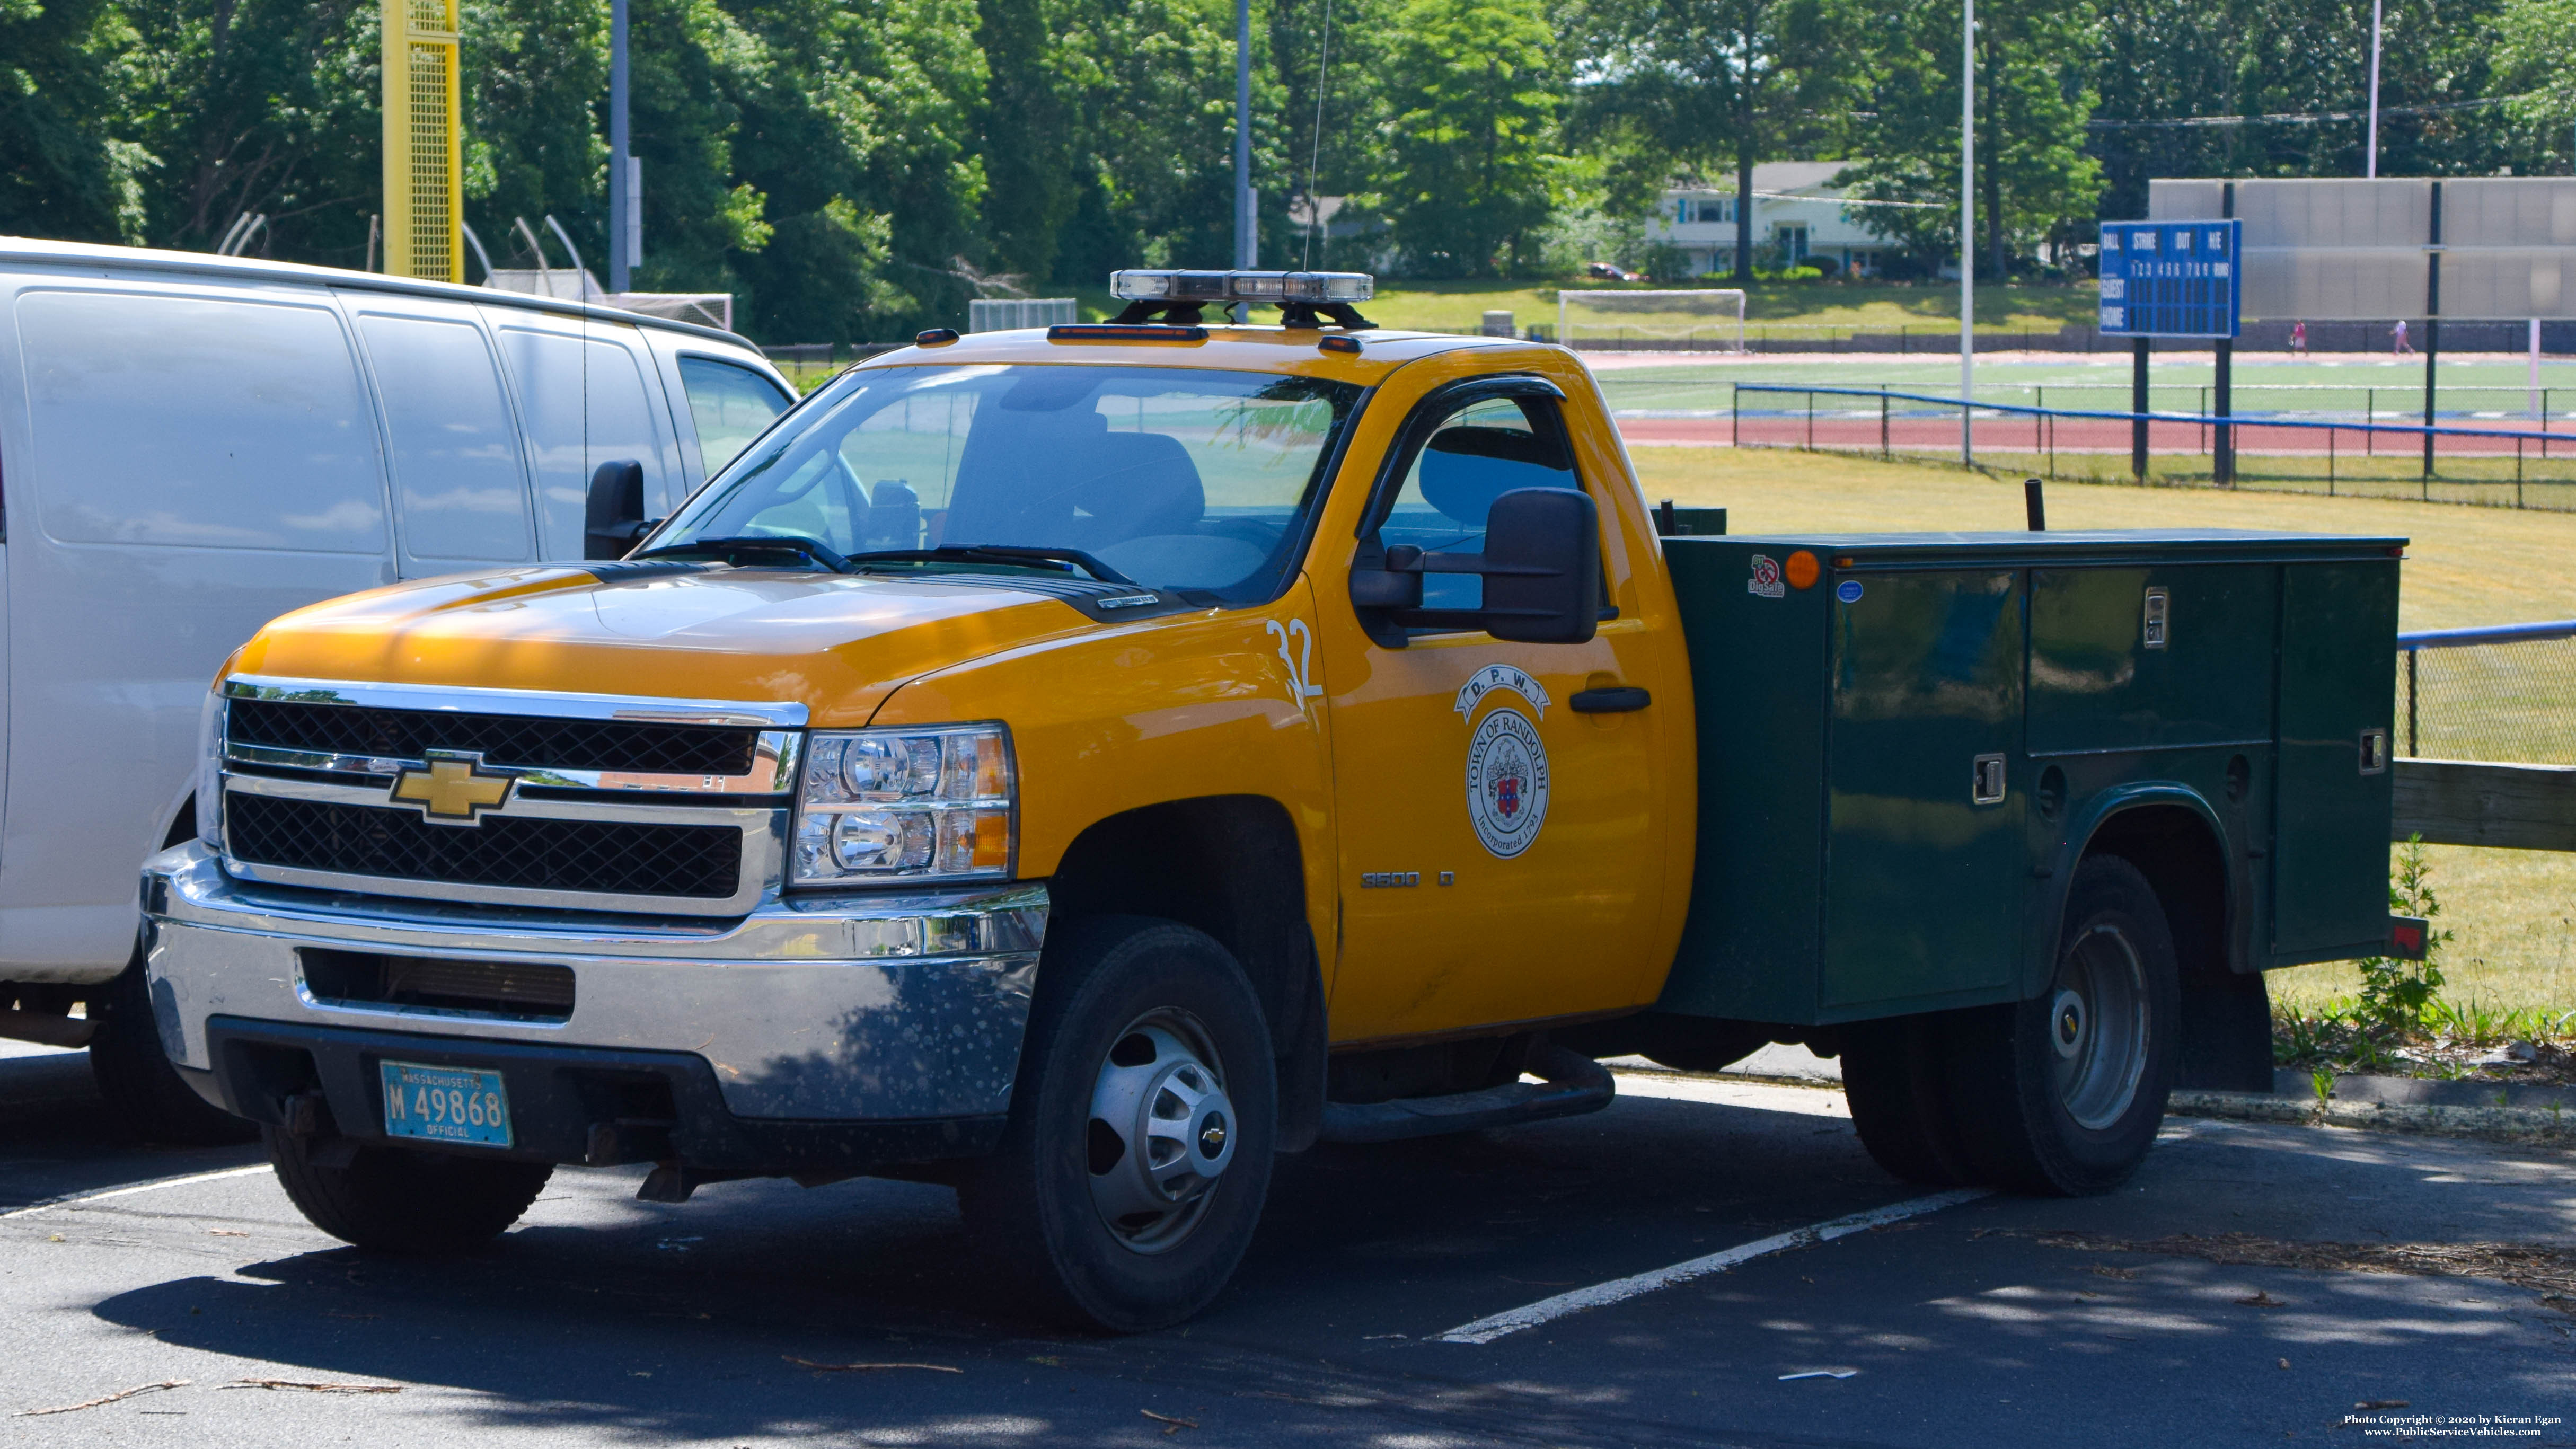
xmin=380 ymin=1060 xmax=514 ymax=1148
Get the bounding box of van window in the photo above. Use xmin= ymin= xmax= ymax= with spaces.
xmin=495 ymin=326 xmax=669 ymax=558
xmin=678 ymin=357 xmax=791 ymax=472
xmin=17 ymin=291 xmax=385 ymax=552
xmin=359 ymin=314 xmax=533 ymax=562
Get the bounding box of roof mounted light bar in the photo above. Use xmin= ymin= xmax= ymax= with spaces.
xmin=1106 ymin=269 xmax=1377 ymax=330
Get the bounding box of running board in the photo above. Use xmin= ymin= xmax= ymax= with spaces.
xmin=1318 ymin=1043 xmax=1615 ymax=1144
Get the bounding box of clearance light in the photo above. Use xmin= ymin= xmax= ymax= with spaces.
xmin=1103 ymin=269 xmax=1378 ymax=330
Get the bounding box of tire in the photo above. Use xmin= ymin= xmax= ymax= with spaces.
xmin=959 ymin=916 xmax=1277 ymax=1332
xmin=1950 ymin=855 xmax=2182 ymax=1196
xmin=89 ymin=953 xmax=258 ymax=1146
xmin=268 ymin=1127 xmax=551 ymax=1253
xmin=1840 ymin=1012 xmax=1975 ymax=1188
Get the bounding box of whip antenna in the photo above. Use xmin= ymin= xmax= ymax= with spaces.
xmin=1303 ymin=0 xmax=1334 ymax=270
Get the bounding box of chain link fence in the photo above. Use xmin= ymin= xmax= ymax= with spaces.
xmin=2397 ymin=623 xmax=2576 ymax=765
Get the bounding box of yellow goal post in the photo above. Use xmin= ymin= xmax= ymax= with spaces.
xmin=1555 ymin=289 xmax=1747 ymax=353
xmin=382 ymin=0 xmax=464 ymax=281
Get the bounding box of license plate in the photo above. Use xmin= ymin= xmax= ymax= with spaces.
xmin=380 ymin=1060 xmax=514 ymax=1149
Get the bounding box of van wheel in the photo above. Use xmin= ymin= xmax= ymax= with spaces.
xmin=960 ymin=917 xmax=1276 ymax=1332
xmin=1953 ymin=856 xmax=2181 ymax=1196
xmin=89 ymin=955 xmax=257 ymax=1145
xmin=268 ymin=1128 xmax=551 ymax=1253
xmin=1841 ymin=1012 xmax=1974 ymax=1188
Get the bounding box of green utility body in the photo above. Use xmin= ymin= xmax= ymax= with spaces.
xmin=1657 ymin=531 xmax=2402 ymax=1030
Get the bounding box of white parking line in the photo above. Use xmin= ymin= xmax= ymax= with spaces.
xmin=0 ymin=1165 xmax=274 ymax=1221
xmin=1431 ymin=1188 xmax=1992 ymax=1346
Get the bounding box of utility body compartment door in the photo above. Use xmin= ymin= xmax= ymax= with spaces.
xmin=2271 ymin=560 xmax=2399 ymax=960
xmin=1819 ymin=568 xmax=2025 ymax=1012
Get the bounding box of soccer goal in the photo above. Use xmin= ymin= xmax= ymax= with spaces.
xmin=1556 ymin=289 xmax=1748 ymax=353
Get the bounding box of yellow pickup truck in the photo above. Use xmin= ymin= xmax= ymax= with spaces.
xmin=139 ymin=269 xmax=2404 ymax=1330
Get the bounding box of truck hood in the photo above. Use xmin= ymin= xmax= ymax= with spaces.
xmin=227 ymin=564 xmax=1107 ymax=726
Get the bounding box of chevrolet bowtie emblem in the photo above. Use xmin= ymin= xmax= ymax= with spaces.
xmin=390 ymin=753 xmax=517 ymax=823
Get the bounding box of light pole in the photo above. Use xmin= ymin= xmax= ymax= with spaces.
xmin=608 ymin=0 xmax=631 ymax=293
xmin=1234 ymin=0 xmax=1255 ymax=270
xmin=2365 ymin=0 xmax=2383 ymax=179
xmin=1960 ymin=0 xmax=1975 ymax=464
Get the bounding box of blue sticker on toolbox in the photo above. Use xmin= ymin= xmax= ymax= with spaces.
xmin=1836 ymin=580 xmax=1864 ymax=603
xmin=381 ymin=1060 xmax=514 ymax=1148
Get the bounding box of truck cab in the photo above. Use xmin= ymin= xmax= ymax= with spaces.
xmin=140 ymin=270 xmax=2402 ymax=1330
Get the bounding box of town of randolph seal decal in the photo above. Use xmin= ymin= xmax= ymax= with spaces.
xmin=1464 ymin=706 xmax=1549 ymax=859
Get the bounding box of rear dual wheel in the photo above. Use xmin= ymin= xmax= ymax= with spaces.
xmin=961 ymin=917 xmax=1277 ymax=1332
xmin=1843 ymin=856 xmax=2180 ymax=1196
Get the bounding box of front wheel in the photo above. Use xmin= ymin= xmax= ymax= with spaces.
xmin=960 ymin=916 xmax=1277 ymax=1331
xmin=268 ymin=1128 xmax=551 ymax=1253
xmin=89 ymin=953 xmax=257 ymax=1145
xmin=1952 ymin=855 xmax=2181 ymax=1196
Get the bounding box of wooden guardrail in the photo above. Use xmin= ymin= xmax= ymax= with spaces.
xmin=2392 ymin=759 xmax=2576 ymax=851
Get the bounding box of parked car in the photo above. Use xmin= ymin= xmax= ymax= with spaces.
xmin=1584 ymin=261 xmax=1640 ymax=281
xmin=0 ymin=237 xmax=795 ymax=1139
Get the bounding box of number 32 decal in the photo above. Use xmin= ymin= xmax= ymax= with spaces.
xmin=1265 ymin=617 xmax=1324 ymax=710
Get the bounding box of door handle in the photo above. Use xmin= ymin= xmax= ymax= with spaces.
xmin=1570 ymin=686 xmax=1651 ymax=714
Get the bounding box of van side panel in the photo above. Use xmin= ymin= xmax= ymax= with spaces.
xmin=348 ymin=301 xmax=537 ymax=574
xmin=486 ymin=313 xmax=680 ymax=560
xmin=0 ymin=281 xmax=393 ymax=981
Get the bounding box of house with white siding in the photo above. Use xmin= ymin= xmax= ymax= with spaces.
xmin=1649 ymin=161 xmax=1890 ymax=277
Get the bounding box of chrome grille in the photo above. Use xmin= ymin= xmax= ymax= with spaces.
xmin=227 ymin=793 xmax=744 ymax=900
xmin=228 ymin=699 xmax=756 ymax=776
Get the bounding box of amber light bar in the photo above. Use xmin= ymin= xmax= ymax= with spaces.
xmin=1109 ymin=269 xmax=1374 ymax=304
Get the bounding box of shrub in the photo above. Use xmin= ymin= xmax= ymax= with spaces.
xmin=2354 ymin=835 xmax=2450 ymax=1040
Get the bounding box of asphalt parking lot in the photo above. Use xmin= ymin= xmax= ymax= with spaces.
xmin=5 ymin=1038 xmax=2571 ymax=1448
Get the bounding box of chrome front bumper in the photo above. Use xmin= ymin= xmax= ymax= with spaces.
xmin=140 ymin=842 xmax=1046 ymax=1123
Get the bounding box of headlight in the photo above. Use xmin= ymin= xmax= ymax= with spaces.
xmin=793 ymin=724 xmax=1014 ymax=885
xmin=196 ymin=687 xmax=226 ymax=849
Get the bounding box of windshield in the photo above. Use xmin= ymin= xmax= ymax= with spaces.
xmin=654 ymin=364 xmax=1366 ymax=603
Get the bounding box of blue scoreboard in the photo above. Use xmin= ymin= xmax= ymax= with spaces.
xmin=2098 ymin=219 xmax=2241 ymax=339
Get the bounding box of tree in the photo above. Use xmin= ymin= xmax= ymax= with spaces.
xmin=1048 ymin=0 xmax=1295 ymax=279
xmin=1571 ymin=0 xmax=1842 ymax=282
xmin=1371 ymin=0 xmax=1558 ymax=275
xmin=2496 ymin=0 xmax=2576 ymax=170
xmin=0 ymin=0 xmax=149 ymax=242
xmin=2088 ymin=0 xmax=2528 ymax=222
xmin=1835 ymin=0 xmax=2103 ymax=279
xmin=120 ymin=0 xmax=380 ymax=260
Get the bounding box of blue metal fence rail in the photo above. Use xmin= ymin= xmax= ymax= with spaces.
xmin=1729 ymin=382 xmax=2569 ymax=448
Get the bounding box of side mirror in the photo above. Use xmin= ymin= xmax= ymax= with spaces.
xmin=1478 ymin=487 xmax=1600 ymax=644
xmin=1349 ymin=488 xmax=1601 ymax=646
xmin=584 ymin=459 xmax=650 ymax=560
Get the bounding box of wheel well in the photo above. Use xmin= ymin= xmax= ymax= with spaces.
xmin=2083 ymin=804 xmax=2229 ymax=979
xmin=2084 ymin=802 xmax=2271 ymax=1093
xmin=1044 ymin=796 xmax=1326 ymax=1149
xmin=162 ymin=797 xmax=198 ymax=851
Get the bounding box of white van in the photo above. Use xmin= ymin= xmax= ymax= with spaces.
xmin=0 ymin=238 xmax=796 ymax=1138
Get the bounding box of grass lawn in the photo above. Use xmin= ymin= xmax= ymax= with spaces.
xmin=1629 ymin=445 xmax=2576 ymax=1020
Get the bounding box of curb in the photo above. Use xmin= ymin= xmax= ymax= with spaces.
xmin=2171 ymin=1089 xmax=2576 ymax=1146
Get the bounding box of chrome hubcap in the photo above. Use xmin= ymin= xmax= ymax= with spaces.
xmin=2050 ymin=923 xmax=2149 ymax=1132
xmin=1086 ymin=1014 xmax=1235 ymax=1254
